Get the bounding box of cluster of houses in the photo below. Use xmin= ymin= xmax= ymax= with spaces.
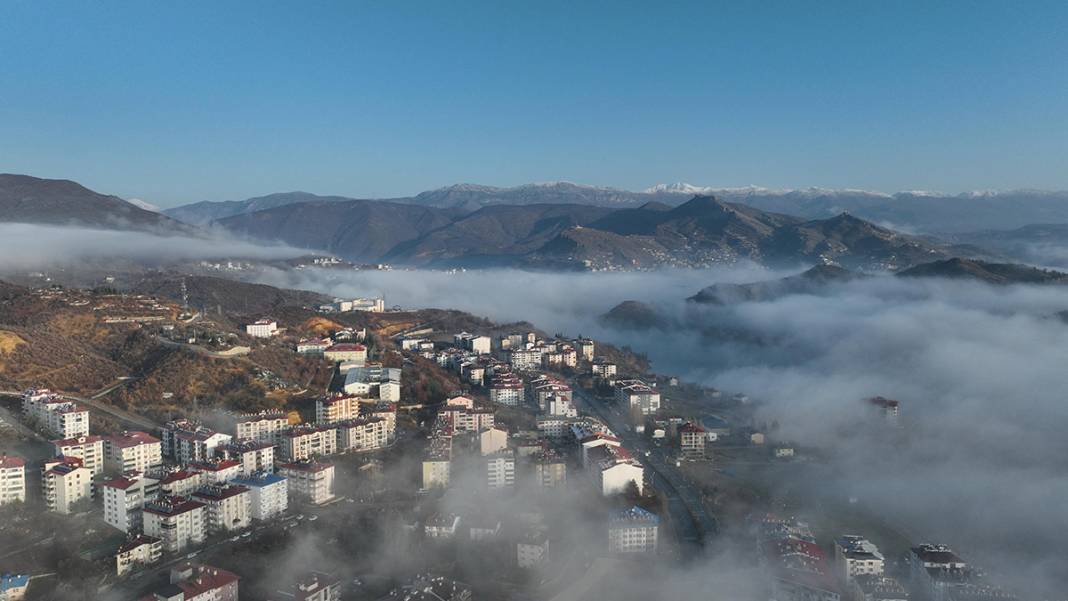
xmin=4 ymin=384 xmax=400 ymax=581
xmin=416 ymin=377 xmax=655 ymax=562
xmin=753 ymin=514 xmax=1016 ymax=601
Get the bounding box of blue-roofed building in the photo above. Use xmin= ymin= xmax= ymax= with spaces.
xmin=608 ymin=506 xmax=659 ymax=553
xmin=1 ymin=573 xmax=30 ymax=601
xmin=231 ymin=471 xmax=287 ymax=521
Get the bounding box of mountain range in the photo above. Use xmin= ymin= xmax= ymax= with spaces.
xmin=165 ymin=181 xmax=1068 ymax=234
xmin=216 ymin=193 xmax=952 ymax=270
xmin=7 ymin=173 xmax=1068 ymax=272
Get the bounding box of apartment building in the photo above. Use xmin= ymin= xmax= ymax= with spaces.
xmin=158 ymin=469 xmax=204 ymax=498
xmin=485 ymin=451 xmax=516 ymax=490
xmin=244 ymin=318 xmax=278 ymax=338
xmin=192 ymin=484 xmax=252 ymax=533
xmin=0 ymin=455 xmax=26 ymax=506
xmin=115 ymin=534 xmax=162 ymax=576
xmin=231 ymin=472 xmax=288 ymax=520
xmin=278 ymin=461 xmax=335 ymax=505
xmin=315 ymin=394 xmax=362 ymax=424
xmin=162 ymin=420 xmax=233 ymax=465
xmin=102 ymin=472 xmax=159 ymax=533
xmin=489 ymin=373 xmax=525 ymax=407
xmin=140 ymin=563 xmax=239 ymax=601
xmin=454 ymin=332 xmax=491 ymax=355
xmin=323 ymin=343 xmax=367 ymax=363
xmin=219 ymin=440 xmax=275 ymax=477
xmin=509 ymin=349 xmax=542 ymax=372
xmin=52 ymin=435 xmax=105 ymax=477
xmin=42 ymin=456 xmax=93 ymax=514
xmin=531 ymin=451 xmax=567 ymax=489
xmin=835 ymin=535 xmax=885 ymax=582
xmin=104 ymin=431 xmax=163 ymax=475
xmin=575 ymin=338 xmax=595 ymax=362
xmin=360 ymin=402 xmax=397 ymax=441
xmin=188 ymin=459 xmax=242 ymax=484
xmin=232 ymin=410 xmax=289 ymax=444
xmin=23 ymin=390 xmax=90 ymax=437
xmin=608 ymin=506 xmax=659 ymax=553
xmin=279 ymin=425 xmax=337 ymax=461
xmin=614 ymin=379 xmax=661 ymax=416
xmin=142 ymin=496 xmax=207 ymax=553
xmin=336 ymin=417 xmax=390 ymax=452
xmin=586 ymin=444 xmax=644 ymax=496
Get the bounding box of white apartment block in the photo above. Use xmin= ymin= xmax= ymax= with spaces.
xmin=102 ymin=472 xmax=159 ymax=533
xmin=835 ymin=536 xmax=886 ymax=582
xmin=105 ymin=431 xmax=163 ymax=475
xmin=575 ymin=338 xmax=595 ymax=362
xmin=233 ymin=410 xmax=289 ymax=444
xmin=361 ymin=402 xmax=397 ymax=441
xmin=485 ymin=452 xmax=516 ymax=490
xmin=158 ymin=469 xmax=204 ymax=498
xmin=454 ymin=332 xmax=491 ymax=355
xmin=232 ymin=472 xmax=288 ymax=520
xmin=0 ymin=455 xmax=26 ymax=506
xmin=192 ymin=484 xmax=252 ymax=533
xmin=52 ymin=435 xmax=105 ymax=477
xmin=115 ymin=534 xmax=162 ymax=576
xmin=188 ymin=459 xmax=243 ymax=484
xmin=591 ymin=361 xmax=617 ymax=381
xmin=278 ymin=461 xmax=335 ymax=505
xmin=446 ymin=406 xmax=495 ymax=433
xmin=280 ymin=425 xmax=338 ymax=461
xmin=509 ymin=349 xmax=542 ymax=372
xmin=323 ymin=343 xmax=367 ymax=363
xmin=608 ymin=506 xmax=659 ymax=553
xmin=244 ymin=318 xmax=278 ymax=338
xmin=546 ymin=394 xmax=577 ymax=417
xmin=30 ymin=396 xmax=90 ymax=439
xmin=490 ymin=374 xmax=525 ymax=407
xmin=170 ymin=426 xmax=231 ymax=465
xmin=42 ymin=457 xmax=93 ymax=514
xmin=316 ymin=394 xmax=362 ymax=424
xmin=220 ymin=441 xmax=275 ymax=477
xmin=143 ymin=496 xmax=207 ymax=553
xmin=295 ymin=338 xmax=332 ymax=355
xmin=336 ymin=417 xmax=390 ymax=452
xmin=615 ymin=380 xmax=661 ymax=416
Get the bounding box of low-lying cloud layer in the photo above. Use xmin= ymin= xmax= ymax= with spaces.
xmin=257 ymin=265 xmax=1068 ymax=598
xmin=0 ymin=223 xmax=307 ymax=272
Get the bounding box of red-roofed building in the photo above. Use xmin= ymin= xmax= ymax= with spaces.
xmin=52 ymin=434 xmax=106 ymax=477
xmin=42 ymin=456 xmax=93 ymax=514
xmin=323 ymin=343 xmax=367 ymax=363
xmin=143 ymin=496 xmax=207 ymax=553
xmin=0 ymin=454 xmax=26 ymax=505
xmin=105 ymin=431 xmax=163 ymax=475
xmin=140 ymin=563 xmax=239 ymax=601
xmin=102 ymin=471 xmax=159 ymax=533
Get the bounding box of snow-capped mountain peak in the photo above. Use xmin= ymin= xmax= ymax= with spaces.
xmin=125 ymin=197 xmax=160 ymax=212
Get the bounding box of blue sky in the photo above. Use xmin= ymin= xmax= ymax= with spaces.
xmin=2 ymin=1 xmax=1067 ymax=206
